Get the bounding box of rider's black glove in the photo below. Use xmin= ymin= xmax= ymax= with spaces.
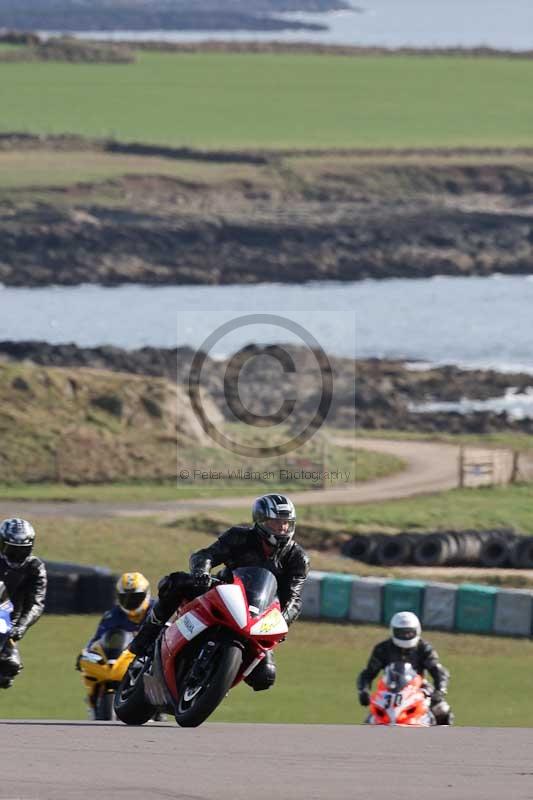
xmin=10 ymin=625 xmax=26 ymax=642
xmin=358 ymin=688 xmax=370 ymax=707
xmin=75 ymin=653 xmax=82 ymax=671
xmin=192 ymin=571 xmax=211 ymax=589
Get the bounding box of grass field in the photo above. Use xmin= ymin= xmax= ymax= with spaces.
xmin=0 ymin=149 xmax=276 ymax=191
xmin=37 ymin=517 xmax=217 ymax=589
xmin=0 ymin=444 xmax=399 ymax=501
xmin=1 ymin=53 xmax=533 ymax=148
xmin=3 ymin=616 xmax=532 ymax=726
xmin=294 ymin=484 xmax=533 ymax=533
xmin=209 ymin=483 xmax=533 ymax=534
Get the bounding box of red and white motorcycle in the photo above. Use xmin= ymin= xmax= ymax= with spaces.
xmin=114 ymin=566 xmax=288 ymax=727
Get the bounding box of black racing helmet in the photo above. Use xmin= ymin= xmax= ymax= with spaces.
xmin=0 ymin=518 xmax=35 ymax=568
xmin=252 ymin=494 xmax=296 ymax=550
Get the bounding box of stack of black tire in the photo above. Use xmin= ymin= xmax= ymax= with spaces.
xmin=44 ymin=561 xmax=117 ymax=614
xmin=341 ymin=528 xmax=533 ymax=569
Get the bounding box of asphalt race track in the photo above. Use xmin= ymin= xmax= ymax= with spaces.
xmin=1 ymin=722 xmax=532 ymax=800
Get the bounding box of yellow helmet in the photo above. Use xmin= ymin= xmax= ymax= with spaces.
xmin=116 ymin=572 xmax=150 ymax=623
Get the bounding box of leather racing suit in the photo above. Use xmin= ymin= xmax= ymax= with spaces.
xmin=0 ymin=555 xmax=47 ymax=687
xmin=357 ymin=637 xmax=452 ymax=724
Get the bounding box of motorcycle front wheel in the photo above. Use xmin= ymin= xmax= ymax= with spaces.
xmin=95 ymin=687 xmax=115 ymax=721
xmin=114 ymin=658 xmax=154 ymax=726
xmin=175 ymin=641 xmax=242 ymax=728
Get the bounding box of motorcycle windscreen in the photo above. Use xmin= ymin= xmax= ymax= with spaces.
xmin=383 ymin=662 xmax=418 ymax=691
xmin=99 ymin=628 xmax=133 ymax=660
xmin=232 ymin=567 xmax=278 ymax=616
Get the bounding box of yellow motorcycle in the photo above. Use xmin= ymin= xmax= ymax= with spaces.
xmin=79 ymin=628 xmax=134 ymax=720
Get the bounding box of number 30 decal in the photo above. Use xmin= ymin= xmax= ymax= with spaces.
xmin=384 ymin=692 xmax=403 ymax=708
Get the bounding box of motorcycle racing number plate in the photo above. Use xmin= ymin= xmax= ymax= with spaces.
xmin=250 ymin=609 xmax=287 ymax=636
xmin=382 ymin=692 xmax=403 ymax=709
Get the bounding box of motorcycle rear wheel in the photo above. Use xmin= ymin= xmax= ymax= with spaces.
xmin=114 ymin=658 xmax=154 ymax=726
xmin=175 ymin=641 xmax=242 ymax=728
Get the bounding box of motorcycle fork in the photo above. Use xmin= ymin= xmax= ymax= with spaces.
xmin=179 ymin=630 xmax=244 ymax=688
xmin=188 ymin=639 xmax=219 ymax=684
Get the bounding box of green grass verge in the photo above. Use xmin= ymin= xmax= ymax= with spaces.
xmin=218 ymin=484 xmax=533 ymax=534
xmin=1 ymin=53 xmax=533 ymax=148
xmin=37 ymin=517 xmax=217 ymax=588
xmin=0 ymin=479 xmax=315 ymax=502
xmin=0 ymin=447 xmax=402 ymax=501
xmin=4 ymin=616 xmax=532 ymax=726
xmin=295 ymin=484 xmax=533 ymax=533
xmin=0 ymin=149 xmax=265 ymax=190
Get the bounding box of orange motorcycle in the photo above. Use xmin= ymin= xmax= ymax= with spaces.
xmin=366 ymin=662 xmax=436 ymax=726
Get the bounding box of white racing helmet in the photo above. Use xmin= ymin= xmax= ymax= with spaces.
xmin=390 ymin=611 xmax=421 ymax=649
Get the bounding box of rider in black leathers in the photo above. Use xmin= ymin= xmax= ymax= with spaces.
xmin=130 ymin=494 xmax=309 ymax=690
xmin=0 ymin=519 xmax=47 ymax=688
xmin=357 ymin=611 xmax=453 ymax=725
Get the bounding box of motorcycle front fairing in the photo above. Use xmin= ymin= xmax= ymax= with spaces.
xmin=161 ymin=566 xmax=288 ymax=705
xmin=80 ymin=628 xmax=135 ymax=687
xmin=0 ymin=598 xmax=14 ymax=654
xmin=368 ymin=663 xmax=435 ymax=727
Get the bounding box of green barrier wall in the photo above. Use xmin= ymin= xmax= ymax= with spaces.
xmin=455 ymin=584 xmax=497 ymax=633
xmin=382 ymin=579 xmax=425 ymax=624
xmin=302 ymin=572 xmax=533 ymax=638
xmin=320 ymin=573 xmax=354 ymax=619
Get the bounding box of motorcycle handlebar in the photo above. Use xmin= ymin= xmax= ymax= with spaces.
xmin=188 ymin=573 xmax=224 ymax=589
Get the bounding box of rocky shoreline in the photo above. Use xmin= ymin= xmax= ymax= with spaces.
xmin=2 ymin=341 xmax=533 ymax=434
xmin=1 ymin=137 xmax=533 ymax=287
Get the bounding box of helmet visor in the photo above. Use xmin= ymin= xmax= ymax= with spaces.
xmin=392 ymin=626 xmax=418 ymax=643
xmin=118 ymin=591 xmax=147 ymax=611
xmin=261 ymin=518 xmax=295 ymax=541
xmin=2 ymin=543 xmax=32 ymax=564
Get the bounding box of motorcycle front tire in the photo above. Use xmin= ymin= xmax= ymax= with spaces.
xmin=175 ymin=642 xmax=242 ymax=728
xmin=94 ymin=688 xmax=115 ymax=721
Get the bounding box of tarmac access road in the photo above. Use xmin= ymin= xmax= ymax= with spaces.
xmin=0 ymin=720 xmax=530 ymax=800
xmin=0 ymin=439 xmax=460 ymax=519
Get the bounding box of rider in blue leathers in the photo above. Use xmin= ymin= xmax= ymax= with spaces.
xmin=77 ymin=572 xmax=154 ymax=718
